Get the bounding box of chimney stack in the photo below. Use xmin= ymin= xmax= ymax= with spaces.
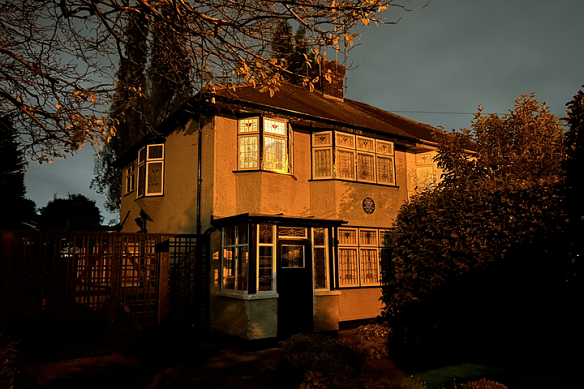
xmin=310 ymin=58 xmax=346 ymax=100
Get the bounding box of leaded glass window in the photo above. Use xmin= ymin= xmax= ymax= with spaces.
xmin=313 ymin=227 xmax=328 ymax=290
xmin=357 ymin=153 xmax=375 ymax=182
xmin=337 ymin=227 xmax=385 ymax=288
xmin=258 ymin=223 xmax=275 ymax=292
xmin=313 ymin=148 xmax=332 ymax=178
xmin=336 ymin=149 xmax=355 ymax=179
xmin=264 ymin=136 xmax=286 ymax=172
xmin=377 ymin=156 xmax=395 ymax=185
xmin=311 ymin=130 xmax=396 ymax=185
xmin=239 ymin=136 xmax=259 ymax=169
xmin=339 ymin=248 xmax=359 ymax=286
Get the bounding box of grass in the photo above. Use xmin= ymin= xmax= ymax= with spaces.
xmin=413 ymin=362 xmax=578 ymax=389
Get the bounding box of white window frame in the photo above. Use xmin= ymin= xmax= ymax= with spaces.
xmin=238 ymin=117 xmax=260 ymax=170
xmin=124 ymin=163 xmax=135 ymax=195
xmin=312 ymin=227 xmax=330 ymax=290
xmin=263 ymin=118 xmax=288 ymax=173
xmin=237 ymin=117 xmax=291 ymax=174
xmin=337 ymin=227 xmax=383 ymax=288
xmin=136 ymin=144 xmax=164 ymax=198
xmin=311 ymin=131 xmax=396 ymax=185
xmin=312 ymin=131 xmax=333 ymax=179
xmin=221 ymin=225 xmax=250 ymax=293
xmin=257 ymin=223 xmax=276 ymax=293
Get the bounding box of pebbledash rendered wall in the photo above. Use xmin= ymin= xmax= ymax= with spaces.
xmin=120 ymin=114 xmax=436 ymax=339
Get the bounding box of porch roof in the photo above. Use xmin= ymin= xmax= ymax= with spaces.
xmin=210 ymin=213 xmax=347 ymax=228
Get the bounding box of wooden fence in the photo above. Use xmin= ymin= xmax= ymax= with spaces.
xmin=0 ymin=231 xmax=209 ymax=360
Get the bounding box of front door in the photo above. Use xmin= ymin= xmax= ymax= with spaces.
xmin=277 ymin=239 xmax=313 ymax=338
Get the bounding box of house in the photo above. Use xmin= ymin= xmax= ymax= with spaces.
xmin=116 ymin=61 xmax=442 ymax=340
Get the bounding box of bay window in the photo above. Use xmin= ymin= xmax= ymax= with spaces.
xmin=237 ymin=117 xmax=291 ymax=174
xmin=312 ymin=131 xmax=395 ymax=185
xmin=137 ymin=144 xmax=164 ymax=197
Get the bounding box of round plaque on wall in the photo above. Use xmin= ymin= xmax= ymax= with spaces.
xmin=362 ymin=197 xmax=375 ymax=214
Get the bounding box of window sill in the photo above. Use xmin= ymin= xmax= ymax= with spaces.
xmin=337 ymin=285 xmax=382 ymax=290
xmin=215 ymin=291 xmax=279 ymax=300
xmin=309 ymin=179 xmax=398 ymax=188
xmin=233 ymin=169 xmax=297 ymax=180
xmin=315 ymin=290 xmax=341 ymax=296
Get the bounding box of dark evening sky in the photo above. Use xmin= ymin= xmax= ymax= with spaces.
xmin=24 ymin=0 xmax=584 ymax=224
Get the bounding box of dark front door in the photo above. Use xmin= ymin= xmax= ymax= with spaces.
xmin=277 ymin=239 xmax=313 ymax=338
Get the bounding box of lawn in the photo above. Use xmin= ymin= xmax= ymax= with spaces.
xmin=413 ymin=362 xmax=578 ymax=389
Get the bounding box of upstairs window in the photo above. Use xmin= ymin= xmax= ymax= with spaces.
xmin=416 ymin=153 xmax=436 ymax=191
xmin=124 ymin=163 xmax=135 ymax=195
xmin=137 ymin=144 xmax=164 ymax=197
xmin=312 ymin=131 xmax=395 ymax=185
xmin=237 ymin=117 xmax=291 ymax=174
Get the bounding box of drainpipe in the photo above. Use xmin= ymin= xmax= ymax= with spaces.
xmin=196 ymin=115 xmax=203 ymax=236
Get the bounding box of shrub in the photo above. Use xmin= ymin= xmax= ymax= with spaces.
xmin=341 ymin=324 xmax=391 ymax=360
xmin=454 ymin=379 xmax=508 ymax=389
xmin=279 ymin=333 xmax=361 ymax=388
xmin=0 ymin=335 xmax=19 ymax=389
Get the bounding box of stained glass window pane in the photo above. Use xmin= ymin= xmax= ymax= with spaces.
xmin=376 ymin=140 xmax=394 ymax=155
xmin=357 ymin=137 xmax=374 ymax=152
xmin=279 ymin=227 xmax=307 ymax=238
xmin=339 ymin=229 xmax=357 ymax=245
xmin=360 ymin=229 xmax=378 ymax=246
xmin=281 ymin=245 xmax=304 ymax=268
xmin=146 ymin=162 xmax=163 ymax=194
xmin=259 ymin=246 xmax=273 ymax=291
xmin=264 ymin=119 xmax=286 ymax=135
xmin=360 ymin=249 xmax=379 ymax=285
xmin=314 ymin=228 xmax=326 ymax=246
xmin=357 ymin=153 xmax=375 ymax=181
xmin=239 ymin=136 xmax=258 ymax=169
xmin=336 ymin=132 xmax=355 ymax=148
xmin=239 ymin=118 xmax=258 ymax=133
xmin=336 ymin=150 xmax=355 ymax=179
xmin=264 ymin=136 xmax=286 ymax=171
xmin=339 ymin=248 xmax=358 ymax=286
xmin=377 ymin=156 xmax=395 ymax=185
xmin=259 ymin=223 xmax=273 ymax=244
xmin=313 ymin=132 xmax=332 ymax=146
xmin=313 ymin=148 xmax=332 ymax=178
xmin=314 ymin=247 xmax=327 ymax=289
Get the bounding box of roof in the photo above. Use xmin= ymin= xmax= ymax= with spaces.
xmin=209 ymin=82 xmax=439 ymax=144
xmin=117 ymin=82 xmax=441 ymax=166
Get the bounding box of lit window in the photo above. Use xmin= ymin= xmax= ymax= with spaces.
xmin=311 ymin=131 xmax=395 ymax=185
xmin=222 ymin=225 xmax=249 ymax=291
xmin=137 ymin=144 xmax=164 ymax=197
xmin=237 ymin=117 xmax=291 ymax=174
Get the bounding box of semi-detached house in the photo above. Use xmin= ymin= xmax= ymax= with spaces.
xmin=117 ymin=62 xmax=441 ymax=340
